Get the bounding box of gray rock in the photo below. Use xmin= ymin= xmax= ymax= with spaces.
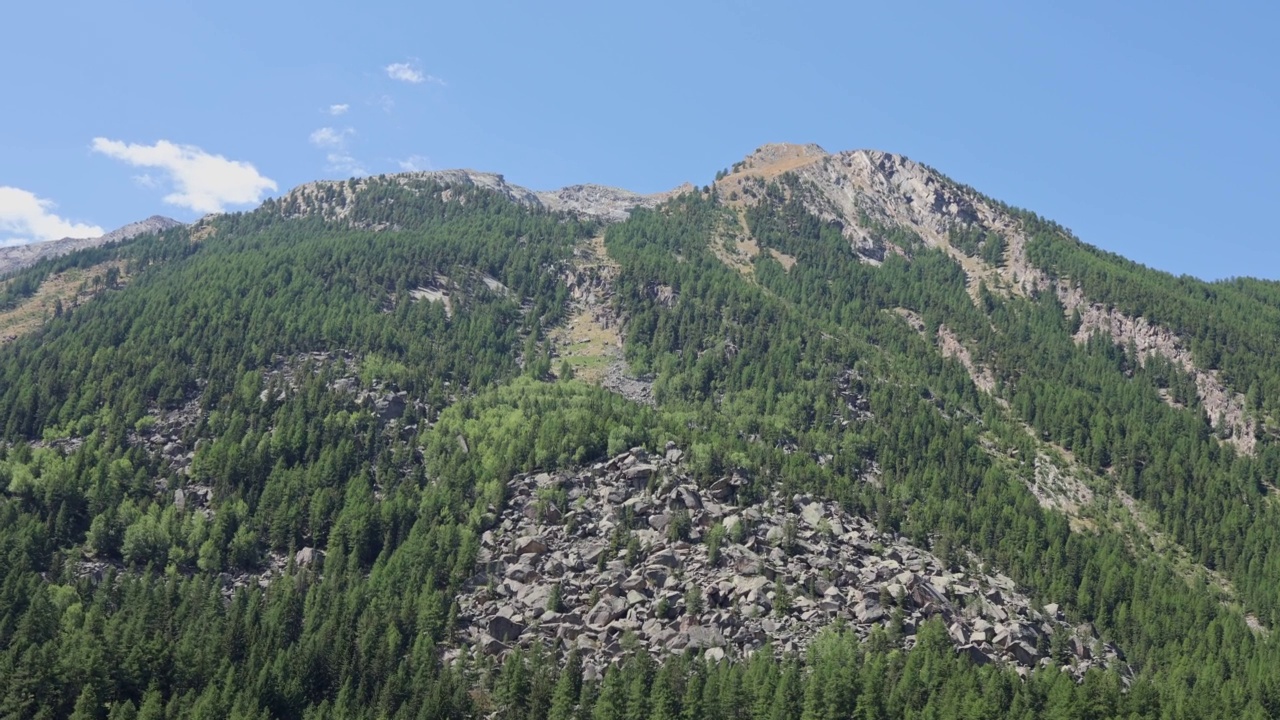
xmin=649 ymin=551 xmax=680 ymax=569
xmin=487 ymin=615 xmax=525 ymax=643
xmin=854 ymin=601 xmax=884 ymax=623
xmin=479 ymin=634 xmax=508 ymax=655
xmin=959 ymin=644 xmax=992 ymax=666
xmin=709 ymin=477 xmax=733 ymax=500
xmin=685 ymin=626 xmax=726 ymax=649
xmin=506 ymin=563 xmax=538 ymax=583
xmin=800 ymin=503 xmax=824 ymax=528
xmin=448 ymin=449 xmax=1115 ymax=677
xmin=1011 ymin=641 xmax=1040 ymax=666
xmin=677 ymin=487 xmax=702 ymax=510
xmin=623 ymin=464 xmax=656 ymax=486
xmin=514 ymin=536 xmax=548 ymax=555
xmin=587 ymin=597 xmax=627 ymax=627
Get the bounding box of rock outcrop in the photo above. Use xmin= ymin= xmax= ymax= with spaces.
xmin=1061 ymin=284 xmax=1257 ymax=454
xmin=277 ymin=171 xmax=684 ymax=227
xmin=454 ymin=446 xmax=1122 ymax=678
xmin=537 ymin=184 xmax=692 ymax=223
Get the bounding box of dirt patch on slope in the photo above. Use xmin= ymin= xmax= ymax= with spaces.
xmin=0 ymin=261 xmax=128 ymax=343
xmin=552 ymin=236 xmax=654 ymax=404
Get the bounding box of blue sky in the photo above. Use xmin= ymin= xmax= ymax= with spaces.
xmin=1 ymin=1 xmax=1276 ymax=280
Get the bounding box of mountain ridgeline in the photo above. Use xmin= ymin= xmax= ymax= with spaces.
xmin=2 ymin=144 xmax=1280 ymax=718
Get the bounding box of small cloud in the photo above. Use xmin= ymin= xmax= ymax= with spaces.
xmin=0 ymin=186 xmax=104 ymax=245
xmin=385 ymin=62 xmax=424 ymax=83
xmin=91 ymin=138 xmax=277 ymax=214
xmin=308 ymin=127 xmax=365 ymax=177
xmin=326 ymin=152 xmax=367 ymax=177
xmin=377 ymin=95 xmax=396 ymax=114
xmin=132 ymin=173 xmax=158 ymax=189
xmin=398 ymin=155 xmax=432 ymax=172
xmin=385 ymin=61 xmax=445 ymax=86
xmin=328 ymin=103 xmax=350 ymax=116
xmin=309 ymin=126 xmax=354 ymax=149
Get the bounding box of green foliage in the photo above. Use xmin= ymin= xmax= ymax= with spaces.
xmin=667 ymin=508 xmax=692 ymax=543
xmin=3 ymin=168 xmax=1280 ymax=718
xmin=706 ymin=522 xmax=727 ymax=565
xmin=684 ymin=585 xmax=703 ymax=617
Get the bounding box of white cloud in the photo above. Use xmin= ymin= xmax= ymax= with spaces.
xmin=398 ymin=155 xmax=432 ymax=172
xmin=385 ymin=62 xmax=424 ymax=83
xmin=385 ymin=61 xmax=444 ymax=86
xmin=309 ymin=126 xmax=355 ymax=149
xmin=325 ymin=152 xmax=367 ymax=177
xmin=308 ymin=127 xmax=365 ymax=177
xmin=0 ymin=187 xmax=104 ymax=245
xmin=91 ymin=138 xmax=277 ymax=214
xmin=132 ymin=173 xmax=158 ymax=189
xmin=328 ymin=103 xmax=350 ymax=116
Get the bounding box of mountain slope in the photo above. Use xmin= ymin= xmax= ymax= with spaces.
xmin=0 ymin=150 xmax=1278 ymax=718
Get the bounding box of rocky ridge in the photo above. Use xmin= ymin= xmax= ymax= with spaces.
xmin=536 ymin=183 xmax=693 ymax=223
xmin=1061 ymin=285 xmax=1257 ymax=454
xmin=722 ymin=144 xmax=1259 ymax=453
xmin=0 ymin=215 xmax=183 ymax=277
xmin=277 ymin=171 xmax=682 ymax=226
xmin=454 ymin=445 xmax=1122 ymax=679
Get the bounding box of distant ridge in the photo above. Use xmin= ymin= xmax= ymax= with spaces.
xmin=0 ymin=215 xmax=183 ymax=277
xmin=278 ymin=170 xmax=693 ymax=225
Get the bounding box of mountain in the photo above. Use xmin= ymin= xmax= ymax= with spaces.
xmin=1 ymin=146 xmax=1279 ymax=718
xmin=0 ymin=214 xmax=183 ymax=277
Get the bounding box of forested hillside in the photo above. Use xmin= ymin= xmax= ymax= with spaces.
xmin=2 ymin=152 xmax=1280 ymax=718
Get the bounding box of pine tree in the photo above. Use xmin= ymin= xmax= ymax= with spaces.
xmin=593 ymin=666 xmax=627 ymax=720
xmin=69 ymin=683 xmax=101 ymax=720
xmin=548 ymin=651 xmax=584 ymax=720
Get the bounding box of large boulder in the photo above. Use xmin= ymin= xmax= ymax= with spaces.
xmin=1010 ymin=641 xmax=1040 ymax=667
xmin=959 ymin=644 xmax=992 ymax=666
xmin=648 ymin=513 xmax=672 ymax=532
xmin=514 ymin=536 xmax=548 ymax=555
xmin=506 ymin=562 xmax=538 ymax=583
xmin=800 ymin=503 xmax=824 ymax=529
xmin=622 ymin=464 xmax=656 ymax=487
xmin=487 ymin=615 xmax=525 ymax=643
xmin=854 ymin=600 xmax=884 ymax=623
xmin=587 ymin=597 xmax=627 ymax=627
xmin=649 ymin=550 xmax=681 ymax=569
